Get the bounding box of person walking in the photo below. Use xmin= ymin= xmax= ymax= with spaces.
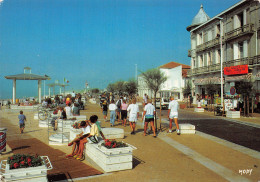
xmin=142 ymin=99 xmax=156 ymax=137
xmin=102 ymin=100 xmax=108 ymax=121
xmin=143 ymin=93 xmax=148 ymax=107
xmin=121 ymin=99 xmax=128 ymax=127
xmin=18 ymin=110 xmax=26 ymax=134
xmin=116 ymin=97 xmax=123 ymax=122
xmin=127 ymin=98 xmax=139 ymax=135
xmin=109 ymin=100 xmax=117 ymax=127
xmin=168 ymin=96 xmax=180 ymax=135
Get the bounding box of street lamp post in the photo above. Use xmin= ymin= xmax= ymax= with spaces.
xmin=217 ymin=17 xmax=224 ymax=107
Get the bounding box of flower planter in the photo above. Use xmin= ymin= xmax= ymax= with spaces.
xmin=85 ymin=142 xmax=136 ymax=173
xmin=226 ymin=111 xmax=240 ymax=118
xmin=69 ymin=128 xmax=82 ymax=141
xmin=0 ymin=156 xmax=53 ymax=182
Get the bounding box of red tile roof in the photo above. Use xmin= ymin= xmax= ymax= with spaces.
xmin=159 ymin=62 xmax=190 ymax=69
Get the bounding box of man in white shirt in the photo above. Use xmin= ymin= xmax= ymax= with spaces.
xmin=168 ymin=96 xmax=180 ymax=135
xmin=65 ymin=103 xmax=73 ymax=117
xmin=127 ymin=98 xmax=139 ymax=135
xmin=142 ymin=99 xmax=156 ymax=137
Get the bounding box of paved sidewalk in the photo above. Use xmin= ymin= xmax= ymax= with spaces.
xmin=1 ymin=103 xmax=260 ymax=182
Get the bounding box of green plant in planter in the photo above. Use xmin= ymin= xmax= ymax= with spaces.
xmin=7 ymin=154 xmax=43 ymax=170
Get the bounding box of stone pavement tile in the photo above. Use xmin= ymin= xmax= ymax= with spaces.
xmin=165 ymin=133 xmax=260 ymax=182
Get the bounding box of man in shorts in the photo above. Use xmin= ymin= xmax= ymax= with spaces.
xmin=168 ymin=96 xmax=180 ymax=135
xmin=142 ymin=99 xmax=156 ymax=137
xmin=18 ymin=110 xmax=26 ymax=134
xmin=127 ymin=98 xmax=139 ymax=135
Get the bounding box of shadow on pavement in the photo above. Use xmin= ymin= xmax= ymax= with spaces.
xmin=133 ymin=156 xmax=145 ymax=169
xmin=47 ymin=173 xmax=68 ymax=182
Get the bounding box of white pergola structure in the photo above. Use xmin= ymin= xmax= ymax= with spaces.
xmin=4 ymin=67 xmax=51 ymax=104
xmin=47 ymin=83 xmax=69 ymax=97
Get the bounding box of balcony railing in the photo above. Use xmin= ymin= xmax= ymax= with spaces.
xmin=225 ymin=23 xmax=254 ymax=41
xmin=187 ymin=55 xmax=260 ymax=76
xmin=196 ymin=37 xmax=221 ymax=53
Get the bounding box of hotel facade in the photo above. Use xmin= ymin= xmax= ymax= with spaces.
xmin=187 ymin=0 xmax=260 ymax=107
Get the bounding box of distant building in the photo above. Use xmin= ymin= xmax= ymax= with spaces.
xmin=187 ymin=1 xmax=260 ymax=103
xmin=138 ymin=61 xmax=190 ymax=101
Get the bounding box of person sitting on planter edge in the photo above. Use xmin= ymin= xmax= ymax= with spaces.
xmin=89 ymin=115 xmax=106 ymax=142
xmin=66 ymin=120 xmax=90 ymax=160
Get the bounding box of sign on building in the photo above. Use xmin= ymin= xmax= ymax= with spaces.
xmin=224 ymin=65 xmax=248 ymax=75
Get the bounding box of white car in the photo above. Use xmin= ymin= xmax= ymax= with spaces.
xmin=155 ymin=98 xmax=169 ymax=110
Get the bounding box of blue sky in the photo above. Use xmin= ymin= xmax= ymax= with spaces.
xmin=0 ymin=0 xmax=240 ymax=99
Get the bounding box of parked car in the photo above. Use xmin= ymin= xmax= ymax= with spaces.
xmin=155 ymin=98 xmax=169 ymax=110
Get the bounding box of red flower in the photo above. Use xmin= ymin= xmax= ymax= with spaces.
xmin=27 ymin=158 xmax=32 ymax=163
xmin=13 ymin=163 xmax=19 ymax=168
xmin=10 ymin=157 xmax=13 ymax=160
xmin=28 ymin=162 xmax=32 ymax=166
xmin=112 ymin=144 xmax=116 ymax=148
xmin=21 ymin=157 xmax=23 ymax=160
xmin=20 ymin=161 xmax=25 ymax=165
xmin=105 ymin=139 xmax=109 ymax=142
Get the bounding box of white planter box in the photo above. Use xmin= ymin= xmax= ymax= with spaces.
xmin=179 ymin=124 xmax=196 ymax=134
xmin=102 ymin=128 xmax=124 ymax=139
xmin=34 ymin=113 xmax=38 ymax=120
xmin=69 ymin=128 xmax=82 ymax=141
xmin=226 ymin=111 xmax=240 ymax=118
xmin=67 ymin=115 xmax=87 ymax=121
xmin=86 ymin=142 xmax=136 ymax=173
xmin=179 ymin=124 xmax=195 ymax=130
xmin=0 ymin=156 xmax=53 ymax=182
xmin=39 ymin=120 xmax=49 ymax=128
xmin=194 ymin=108 xmax=204 ymax=112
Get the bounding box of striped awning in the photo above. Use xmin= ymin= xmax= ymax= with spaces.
xmin=225 ymin=73 xmax=252 ymax=81
xmin=194 ymin=76 xmax=223 ymax=85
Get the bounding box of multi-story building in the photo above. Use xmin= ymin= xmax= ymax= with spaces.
xmin=187 ymin=0 xmax=260 ymax=105
xmin=138 ymin=62 xmax=190 ymax=101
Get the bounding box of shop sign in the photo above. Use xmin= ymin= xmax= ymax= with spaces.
xmin=224 ymin=65 xmax=248 ymax=75
xmin=230 ymin=87 xmax=236 ymax=95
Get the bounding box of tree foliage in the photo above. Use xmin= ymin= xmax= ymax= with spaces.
xmin=182 ymin=80 xmax=192 ymax=98
xmin=141 ymin=68 xmax=167 ymax=97
xmin=141 ymin=68 xmax=167 ymax=132
xmin=91 ymin=88 xmax=100 ymax=94
xmin=107 ymin=83 xmax=116 ymax=93
xmin=125 ymin=79 xmax=138 ymax=97
xmin=114 ymin=81 xmax=125 ymax=96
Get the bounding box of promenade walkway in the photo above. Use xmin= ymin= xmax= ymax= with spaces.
xmin=0 ymin=103 xmax=260 ymax=182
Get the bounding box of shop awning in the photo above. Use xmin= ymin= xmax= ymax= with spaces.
xmin=225 ymin=73 xmax=252 ymax=82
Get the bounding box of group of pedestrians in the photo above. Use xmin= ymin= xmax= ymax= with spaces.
xmin=100 ymin=93 xmax=181 ymax=137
